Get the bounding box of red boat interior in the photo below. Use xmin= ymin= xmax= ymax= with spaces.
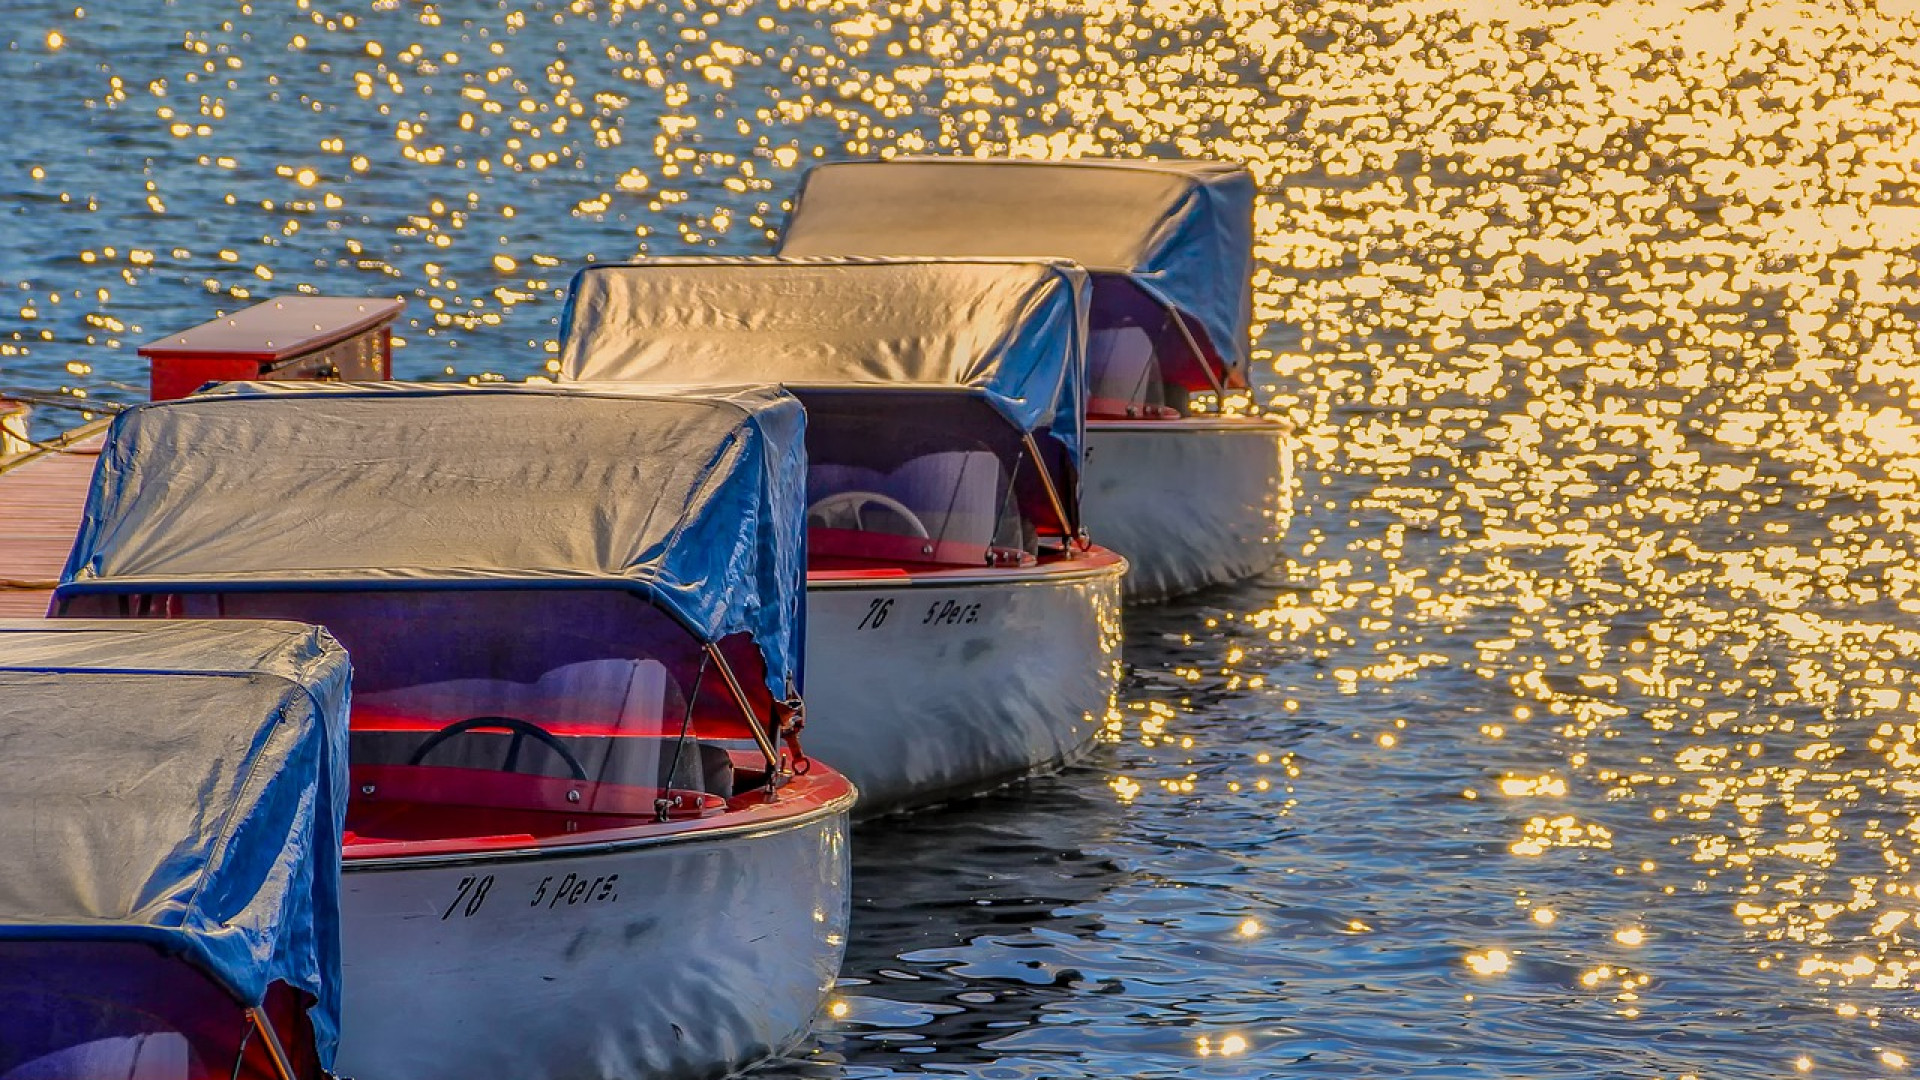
xmin=0 ymin=942 xmax=318 ymax=1080
xmin=799 ymin=394 xmax=1087 ymax=573
xmin=57 ymin=589 xmax=804 ymax=858
xmin=1085 ymin=276 xmax=1234 ymax=419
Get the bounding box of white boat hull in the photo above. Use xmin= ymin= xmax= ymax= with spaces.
xmin=334 ymin=795 xmax=853 ymax=1080
xmin=1082 ymin=417 xmax=1293 ymax=603
xmin=803 ymin=552 xmax=1125 ymax=817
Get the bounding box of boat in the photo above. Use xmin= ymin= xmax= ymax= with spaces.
xmin=0 ymin=618 xmax=351 ymax=1080
xmin=560 ymin=257 xmax=1126 ymax=816
xmin=50 ymin=381 xmax=857 ymax=1080
xmin=777 ymin=157 xmax=1294 ymax=603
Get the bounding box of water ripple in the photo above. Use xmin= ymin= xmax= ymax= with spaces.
xmin=13 ymin=0 xmax=1920 ymax=1075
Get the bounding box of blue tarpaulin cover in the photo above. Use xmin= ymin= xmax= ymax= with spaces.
xmin=56 ymin=381 xmax=809 ymax=705
xmin=776 ymin=158 xmax=1256 ymax=385
xmin=0 ymin=619 xmax=350 ymax=1065
xmin=558 ymin=257 xmax=1089 ymax=531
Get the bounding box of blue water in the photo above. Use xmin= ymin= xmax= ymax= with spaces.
xmin=9 ymin=0 xmax=1920 ymax=1075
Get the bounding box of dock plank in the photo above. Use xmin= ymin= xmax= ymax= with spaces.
xmin=0 ymin=436 xmax=103 ymax=617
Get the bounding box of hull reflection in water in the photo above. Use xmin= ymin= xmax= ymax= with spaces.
xmin=1082 ymin=418 xmax=1293 ymax=603
xmin=804 ymin=553 xmax=1126 ymax=817
xmin=336 ymin=787 xmax=853 ymax=1080
xmin=799 ymin=773 xmax=1131 ymax=1071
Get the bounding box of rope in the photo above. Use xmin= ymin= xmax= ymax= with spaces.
xmin=9 ymin=432 xmax=102 ymax=456
xmin=0 ymin=411 xmax=111 ymax=467
xmin=0 ymin=390 xmax=127 ymax=415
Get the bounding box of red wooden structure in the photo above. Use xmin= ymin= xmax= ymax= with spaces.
xmin=141 ymin=296 xmax=404 ymax=402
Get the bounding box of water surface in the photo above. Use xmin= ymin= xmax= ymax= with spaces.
xmin=8 ymin=0 xmax=1920 ymax=1075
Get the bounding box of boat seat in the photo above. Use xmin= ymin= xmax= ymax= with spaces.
xmin=1087 ymin=325 xmax=1172 ymax=418
xmin=1 ymin=1034 xmax=189 ymax=1080
xmin=891 ymin=451 xmax=1000 ymax=549
xmin=652 ymin=741 xmax=737 ymax=797
xmin=351 ymin=658 xmax=705 ymax=787
xmin=809 ymin=451 xmax=1003 ymax=550
xmin=591 ymin=732 xmax=734 ymax=794
xmin=351 ymin=728 xmax=738 ymax=791
xmin=353 ymin=658 xmax=670 ymax=733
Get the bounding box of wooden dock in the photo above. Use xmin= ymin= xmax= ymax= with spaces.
xmin=0 ymin=421 xmax=107 ymax=617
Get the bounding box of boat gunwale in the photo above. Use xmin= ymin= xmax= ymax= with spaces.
xmin=806 ymin=545 xmax=1127 ymax=589
xmin=341 ymin=776 xmax=856 ymax=871
xmin=1087 ymin=414 xmax=1292 ymax=434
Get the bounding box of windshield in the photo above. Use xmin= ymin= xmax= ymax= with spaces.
xmin=803 ymin=404 xmax=1035 ymax=568
xmin=1087 ymin=276 xmax=1218 ymax=416
xmin=58 ymin=589 xmax=775 ymax=835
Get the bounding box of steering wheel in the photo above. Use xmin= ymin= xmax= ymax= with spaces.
xmin=406 ymin=715 xmax=589 ymax=781
xmin=807 ymin=491 xmax=930 ymax=538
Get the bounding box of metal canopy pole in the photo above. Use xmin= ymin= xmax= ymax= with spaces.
xmin=245 ymin=1007 xmax=301 ymax=1080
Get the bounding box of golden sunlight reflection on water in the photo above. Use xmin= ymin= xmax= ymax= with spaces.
xmin=10 ymin=0 xmax=1920 ymax=1072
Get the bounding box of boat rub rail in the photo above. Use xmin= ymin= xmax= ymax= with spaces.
xmin=808 ymin=544 xmax=1125 ymax=586
xmin=341 ymin=768 xmax=854 ymax=864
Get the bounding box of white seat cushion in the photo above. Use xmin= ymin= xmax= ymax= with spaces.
xmin=3 ymin=1034 xmax=191 ymax=1080
xmin=1087 ymin=325 xmax=1159 ymax=411
xmin=355 ymin=658 xmax=668 ymax=731
xmin=890 ymin=450 xmax=1001 ymax=549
